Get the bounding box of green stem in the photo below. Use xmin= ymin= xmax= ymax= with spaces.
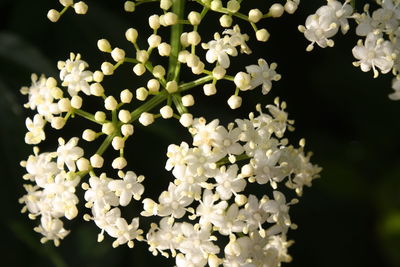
xmin=217 ymin=153 xmax=250 ymax=167
xmin=74 ymin=109 xmax=106 ymax=124
xmin=168 ymin=0 xmax=186 ymax=82
xmin=128 ymin=91 xmax=168 ymax=123
xmin=172 ymin=94 xmax=188 ymax=115
xmin=178 ymin=75 xmax=213 ymax=92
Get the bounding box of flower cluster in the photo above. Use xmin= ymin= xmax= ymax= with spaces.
xmin=142 ymin=101 xmax=320 ymax=266
xmin=19 ymin=0 xmax=323 ymax=266
xmin=19 ymin=138 xmax=83 ymax=246
xmin=300 ymin=0 xmax=400 ymax=99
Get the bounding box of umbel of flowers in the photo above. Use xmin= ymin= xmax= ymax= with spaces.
xmin=19 ymin=0 xmax=321 ymax=266
xmin=300 ymin=0 xmax=400 ymax=100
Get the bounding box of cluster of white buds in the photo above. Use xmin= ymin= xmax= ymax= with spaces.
xmin=47 ymin=0 xmax=88 ymax=22
xmin=19 ymin=0 xmax=326 ymax=266
xmin=301 ymin=0 xmax=400 ymax=99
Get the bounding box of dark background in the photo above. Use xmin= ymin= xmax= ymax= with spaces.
xmin=1 ymin=0 xmax=400 ymax=266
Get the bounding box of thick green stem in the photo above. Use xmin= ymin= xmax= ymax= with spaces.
xmin=168 ymin=0 xmax=186 ymax=82
xmin=178 ymin=75 xmax=213 ymax=92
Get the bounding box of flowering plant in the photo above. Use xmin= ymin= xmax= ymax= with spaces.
xmin=15 ymin=0 xmax=400 ymax=266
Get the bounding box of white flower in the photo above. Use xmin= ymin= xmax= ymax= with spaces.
xmin=25 ymin=114 xmax=46 ymax=145
xmin=196 ymin=189 xmax=227 ymax=227
xmin=59 ymin=53 xmax=93 ymax=96
xmin=223 ymin=25 xmax=251 ymax=54
xmin=214 ymin=165 xmax=246 ymax=200
xmin=107 ymin=217 xmax=141 ymax=248
xmin=263 ymin=191 xmax=292 ymax=232
xmin=352 ymin=32 xmax=395 ymax=77
xmin=158 ymin=183 xmax=193 ymax=218
xmin=214 ymin=203 xmax=245 ymax=235
xmin=84 ymin=174 xmax=119 ymax=211
xmin=34 ymin=215 xmax=69 ymax=246
xmin=56 ymin=137 xmax=84 ymax=172
xmin=20 ymin=74 xmax=61 ymax=121
xmin=108 ymin=171 xmax=145 ymax=206
xmin=23 ymin=151 xmax=58 ymax=187
xmin=253 ymin=148 xmax=282 ymax=185
xmin=246 ymin=59 xmax=280 ymax=94
xmin=202 ymin=33 xmax=237 ymax=68
xmin=178 ymin=223 xmax=219 ymax=261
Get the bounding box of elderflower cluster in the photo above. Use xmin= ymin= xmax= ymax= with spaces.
xmin=143 ymin=101 xmax=320 ymax=266
xmin=19 ymin=0 xmax=324 ymax=266
xmin=300 ymin=0 xmax=400 ymax=99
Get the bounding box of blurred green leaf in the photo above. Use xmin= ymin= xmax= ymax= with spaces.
xmin=9 ymin=220 xmax=67 ymax=267
xmin=0 ymin=31 xmax=56 ymax=75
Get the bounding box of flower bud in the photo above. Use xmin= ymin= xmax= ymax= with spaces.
xmin=139 ymin=112 xmax=154 ymax=126
xmin=256 ymin=29 xmax=270 ymax=42
xmin=248 ymin=9 xmax=262 ymax=23
xmin=187 ymin=31 xmax=201 ymax=46
xmin=136 ymin=50 xmax=149 ymax=63
xmin=188 ymin=11 xmax=201 ymax=25
xmin=148 ymin=15 xmax=160 ymax=30
xmin=180 ymin=32 xmax=190 ymax=47
xmin=93 ymin=71 xmax=104 ymax=82
xmin=77 ymin=158 xmax=90 ymax=171
xmin=51 ymin=117 xmax=66 ymax=129
xmin=212 ymin=66 xmax=226 ymax=80
xmin=166 ymin=80 xmax=178 ymax=93
xmin=58 ymin=98 xmax=71 ymax=112
xmin=90 ymin=83 xmax=104 ymax=96
xmin=73 ymin=1 xmax=88 ymax=14
xmin=234 ymin=72 xmax=251 ymax=90
xmin=94 ymin=111 xmax=106 ymax=122
xmin=124 ymin=1 xmax=135 ymax=12
xmin=112 ymin=136 xmax=125 ymax=150
xmin=158 ymin=43 xmax=171 ymax=56
xmin=285 ymin=0 xmax=298 ymax=14
xmin=90 ymin=154 xmax=104 ymax=168
xmin=118 ymin=109 xmax=131 ymax=123
xmin=211 ymin=0 xmax=222 ymax=10
xmin=60 ymin=0 xmax=73 ymax=7
xmin=97 ymin=39 xmax=112 ymax=52
xmin=219 ymin=15 xmax=232 ymax=27
xmin=269 ymin=3 xmax=284 ymax=18
xmin=160 ymin=105 xmax=173 ymax=119
xmin=71 ymin=95 xmax=83 ymax=109
xmin=82 ymin=129 xmax=96 ymax=141
xmin=104 ymin=96 xmax=118 ymax=110
xmin=47 ymin=9 xmax=60 ymax=22
xmin=160 ymin=0 xmax=172 ymax=10
xmin=125 ymin=28 xmax=138 ymax=43
xmin=227 ymin=95 xmax=242 ymax=109
xmin=102 ymin=122 xmax=115 ymax=135
xmin=136 ymin=87 xmax=149 ymax=101
xmin=101 ymin=62 xmax=114 ymax=75
xmin=227 ymin=0 xmax=240 ymax=13
xmin=191 ymin=61 xmax=204 ymax=74
xmin=120 ymin=89 xmax=133 ymax=103
xmin=121 ymin=124 xmax=134 ymax=136
xmin=203 ymin=84 xmax=217 ymax=96
xmin=148 ymin=34 xmax=161 ymax=48
xmin=133 ymin=63 xmax=146 ymax=76
xmin=153 ymin=65 xmax=166 ymax=79
xmin=181 ymin=94 xmax=194 ymax=107
xmin=147 ymin=79 xmax=160 ymax=93
xmin=164 ymin=12 xmax=178 ymax=25
xmin=112 ymin=157 xmax=127 ymax=169
xmin=179 ymin=113 xmax=193 ymax=127
xmin=111 ymin=47 xmax=126 ymax=62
